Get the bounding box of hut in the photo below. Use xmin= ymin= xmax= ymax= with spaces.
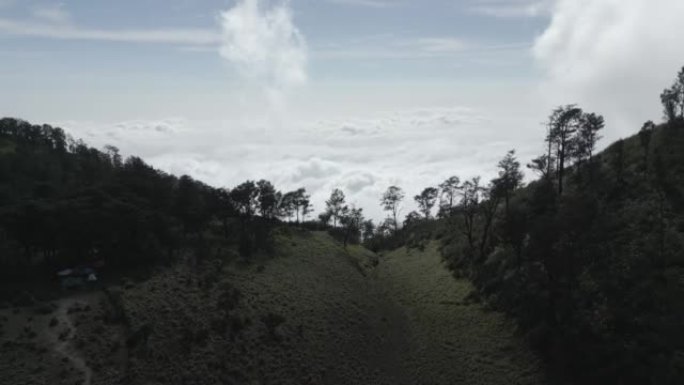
xmin=57 ymin=267 xmax=97 ymax=289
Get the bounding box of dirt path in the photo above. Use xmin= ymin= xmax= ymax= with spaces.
xmin=46 ymin=297 xmax=94 ymax=385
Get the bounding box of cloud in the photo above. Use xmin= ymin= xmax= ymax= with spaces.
xmin=470 ymin=0 xmax=552 ymax=18
xmin=0 ymin=19 xmax=220 ymax=45
xmin=397 ymin=38 xmax=467 ymax=54
xmin=0 ymin=2 xmax=219 ymax=45
xmin=314 ymin=37 xmax=530 ymax=61
xmin=344 ymin=172 xmax=377 ymax=193
xmin=58 ymin=104 xmax=522 ymax=222
xmin=326 ymin=0 xmax=401 ymax=7
xmin=219 ymin=0 xmax=307 ymax=91
xmin=291 ymin=158 xmax=341 ymax=183
xmin=31 ymin=3 xmax=71 ymax=24
xmin=534 ymin=0 xmax=684 ymax=134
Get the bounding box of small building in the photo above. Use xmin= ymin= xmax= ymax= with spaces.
xmin=57 ymin=267 xmax=97 ymax=289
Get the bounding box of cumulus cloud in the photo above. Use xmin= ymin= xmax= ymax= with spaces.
xmin=534 ymin=0 xmax=684 ymax=135
xmin=219 ymin=0 xmax=307 ymax=91
xmin=291 ymin=158 xmax=341 ymax=183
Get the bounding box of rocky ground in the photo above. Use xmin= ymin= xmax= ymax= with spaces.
xmin=0 ymin=229 xmax=545 ymax=385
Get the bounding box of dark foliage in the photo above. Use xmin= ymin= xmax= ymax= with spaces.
xmin=0 ymin=118 xmax=289 ymax=287
xmin=440 ymin=112 xmax=684 ymax=383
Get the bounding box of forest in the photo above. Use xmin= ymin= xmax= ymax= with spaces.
xmin=2 ymin=67 xmax=684 ymax=385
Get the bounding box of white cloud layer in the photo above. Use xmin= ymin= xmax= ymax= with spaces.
xmin=534 ymin=0 xmax=684 ymax=133
xmin=59 ymin=105 xmax=535 ymax=222
xmin=219 ymin=0 xmax=307 ymax=91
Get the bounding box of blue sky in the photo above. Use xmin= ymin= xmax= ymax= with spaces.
xmin=0 ymin=0 xmax=546 ymax=110
xmin=1 ymin=0 xmax=683 ymax=220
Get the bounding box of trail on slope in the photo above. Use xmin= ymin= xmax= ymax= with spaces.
xmin=47 ymin=298 xmax=93 ymax=385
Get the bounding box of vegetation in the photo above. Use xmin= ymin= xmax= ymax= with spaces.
xmin=424 ymin=68 xmax=684 ymax=384
xmin=0 ymin=119 xmax=322 ymax=287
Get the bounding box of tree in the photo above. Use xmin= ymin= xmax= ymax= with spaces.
xmin=326 ymin=189 xmax=346 ymax=227
xmin=216 ymin=188 xmax=236 ymax=238
xmin=414 ymin=187 xmax=439 ymax=219
xmin=548 ymin=105 xmax=583 ymax=196
xmin=460 ymin=177 xmax=481 ymax=254
xmin=403 ymin=211 xmax=422 ymax=228
xmin=639 ymin=120 xmax=656 ymax=170
xmin=361 ymin=219 xmax=375 ymax=241
xmin=291 ymin=188 xmax=310 ymax=224
xmin=376 ymin=218 xmax=395 ymax=238
xmin=661 ymin=66 xmax=684 ymax=122
xmin=576 ymin=112 xmax=604 ymax=163
xmin=176 ymin=175 xmax=209 ymax=235
xmin=301 ymin=198 xmax=313 ymax=222
xmin=661 ymin=88 xmax=679 ymax=123
xmin=256 ymin=180 xmax=279 ymax=219
xmin=660 ymin=66 xmax=684 ymax=122
xmin=279 ymin=191 xmax=297 ymax=222
xmin=527 ymin=154 xmax=554 ymax=180
xmin=104 ymin=145 xmax=122 ymax=168
xmin=479 ymin=181 xmax=502 ymax=260
xmin=318 ymin=211 xmax=332 ymax=226
xmin=230 ymin=181 xmax=259 ymax=218
xmin=677 ymin=66 xmax=684 ymax=116
xmin=613 ymin=139 xmax=626 ymax=186
xmin=230 ymin=180 xmax=260 ymax=258
xmin=494 ymin=150 xmax=523 ymax=216
xmin=381 ymin=186 xmax=404 ymax=232
xmin=339 ymin=206 xmax=364 ymax=248
xmin=438 ymin=176 xmax=461 ymax=217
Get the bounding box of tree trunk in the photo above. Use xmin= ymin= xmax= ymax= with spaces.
xmin=558 ymin=145 xmax=565 ymax=196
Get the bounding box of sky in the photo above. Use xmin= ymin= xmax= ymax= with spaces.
xmin=1 ymin=0 xmax=684 ymax=221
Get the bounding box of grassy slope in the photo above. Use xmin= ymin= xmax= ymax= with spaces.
xmin=0 ymin=229 xmax=545 ymax=385
xmin=376 ymin=242 xmax=544 ymax=385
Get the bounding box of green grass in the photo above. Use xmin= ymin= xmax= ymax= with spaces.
xmin=376 ymin=242 xmax=545 ymax=385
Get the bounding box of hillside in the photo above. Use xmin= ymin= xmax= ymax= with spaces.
xmin=437 ymin=119 xmax=684 ymax=385
xmin=0 ymin=230 xmax=544 ymax=385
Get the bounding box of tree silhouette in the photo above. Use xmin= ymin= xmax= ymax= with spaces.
xmin=414 ymin=187 xmax=438 ymax=219
xmin=325 ymin=188 xmax=346 ymax=227
xmin=639 ymin=120 xmax=655 ymax=170
xmin=381 ymin=186 xmax=404 ymax=232
xmin=494 ymin=150 xmax=523 ymax=217
xmin=403 ymin=211 xmax=422 ymax=228
xmin=340 ymin=206 xmax=363 ymax=248
xmin=548 ymin=105 xmax=583 ymax=196
xmin=230 ymin=181 xmax=259 ymax=219
xmin=256 ymin=179 xmax=279 ymax=219
xmin=361 ymin=219 xmax=375 ymax=242
xmin=438 ymin=176 xmax=461 ymax=217
xmin=577 ymin=112 xmax=604 ymax=163
xmin=279 ymin=190 xmax=297 ymax=222
xmin=459 ymin=177 xmax=481 ymax=254
xmin=527 ymin=154 xmax=554 ymax=180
